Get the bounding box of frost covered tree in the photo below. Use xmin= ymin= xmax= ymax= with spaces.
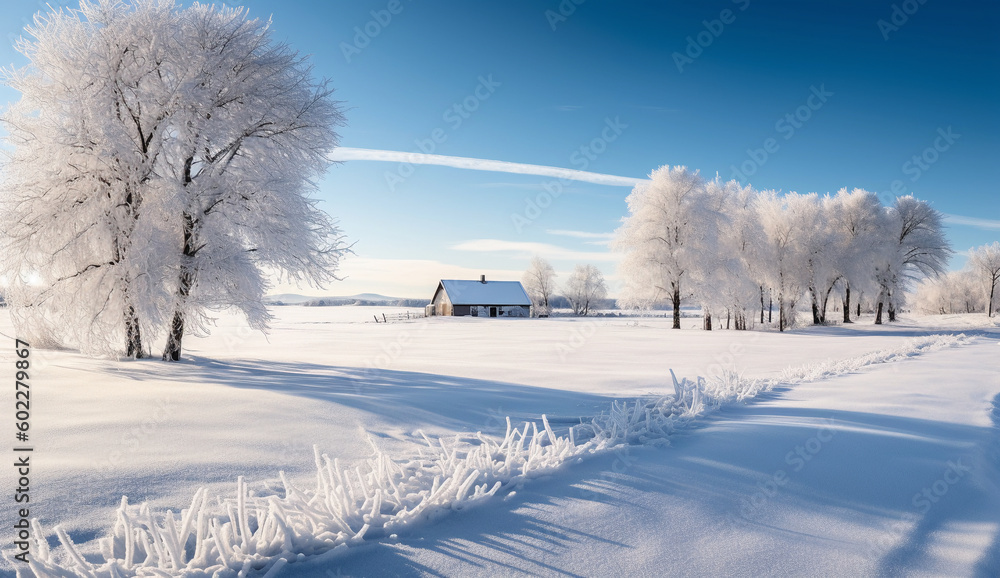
xmin=0 ymin=1 xmax=346 ymax=360
xmin=689 ymin=178 xmax=758 ymax=330
xmin=914 ymin=270 xmax=983 ymax=314
xmin=522 ymin=256 xmax=557 ymax=317
xmin=615 ymin=165 xmax=714 ymax=329
xmin=716 ymin=180 xmax=765 ymax=330
xmin=796 ymin=194 xmax=840 ymax=325
xmin=968 ymin=241 xmax=1000 ymax=317
xmin=872 ymin=196 xmax=951 ymax=324
xmin=0 ymin=0 xmax=182 ymax=357
xmin=564 ymin=264 xmax=606 ymax=316
xmin=755 ymin=191 xmax=818 ymax=331
xmin=158 ymin=3 xmax=346 ymax=361
xmin=826 ymin=189 xmax=885 ymax=323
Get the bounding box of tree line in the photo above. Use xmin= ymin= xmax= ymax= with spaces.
xmin=614 ymin=166 xmax=953 ymax=330
xmin=525 ymin=165 xmax=957 ymax=329
xmin=915 ymin=242 xmax=1000 ymax=317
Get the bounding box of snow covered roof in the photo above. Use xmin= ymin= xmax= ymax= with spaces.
xmin=437 ymin=279 xmax=532 ymax=306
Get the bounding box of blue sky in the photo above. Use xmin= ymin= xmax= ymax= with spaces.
xmin=1 ymin=0 xmax=997 ymax=297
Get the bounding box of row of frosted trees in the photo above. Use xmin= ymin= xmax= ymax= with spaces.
xmin=914 ymin=242 xmax=1000 ymax=317
xmin=522 ymin=259 xmax=608 ymax=317
xmin=0 ymin=1 xmax=345 ymax=359
xmin=614 ymin=166 xmax=952 ymax=330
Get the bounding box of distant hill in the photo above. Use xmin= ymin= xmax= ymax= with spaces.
xmin=264 ymin=293 xmax=429 ymax=307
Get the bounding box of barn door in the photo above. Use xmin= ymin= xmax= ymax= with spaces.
xmin=490 ymin=307 xmax=497 ymax=317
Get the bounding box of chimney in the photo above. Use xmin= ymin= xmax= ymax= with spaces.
xmin=480 ymin=274 xmax=486 ymax=284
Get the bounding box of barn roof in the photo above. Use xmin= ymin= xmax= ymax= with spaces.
xmin=437 ymin=279 xmax=532 ymax=306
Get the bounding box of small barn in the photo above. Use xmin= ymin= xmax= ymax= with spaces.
xmin=427 ymin=276 xmax=531 ymax=318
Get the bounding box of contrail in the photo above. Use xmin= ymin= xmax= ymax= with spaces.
xmin=328 ymin=147 xmax=646 ymax=187
xmin=942 ymin=213 xmax=1000 ymax=231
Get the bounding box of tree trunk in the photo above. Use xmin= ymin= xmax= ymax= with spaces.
xmin=672 ymin=286 xmax=681 ymax=329
xmin=768 ymin=295 xmax=773 ymax=324
xmin=810 ymin=288 xmax=821 ymax=325
xmin=819 ymin=282 xmax=836 ymax=324
xmin=857 ymin=302 xmax=861 ymax=318
xmin=875 ymin=301 xmax=884 ymax=325
xmin=760 ymin=286 xmax=765 ymax=324
xmin=843 ymin=284 xmax=852 ymax=323
xmin=163 ymin=211 xmax=196 ymax=361
xmin=726 ymin=308 xmax=731 ymax=330
xmin=778 ymin=295 xmax=785 ymax=332
xmin=124 ymin=304 xmax=143 ymax=358
xmin=703 ymin=310 xmax=712 ymax=331
xmin=887 ymin=302 xmax=896 ymax=322
xmin=112 ymin=197 xmax=144 ymax=358
xmin=989 ymin=282 xmax=996 ymax=317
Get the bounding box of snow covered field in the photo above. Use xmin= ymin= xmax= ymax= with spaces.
xmin=2 ymin=306 xmax=998 ymax=576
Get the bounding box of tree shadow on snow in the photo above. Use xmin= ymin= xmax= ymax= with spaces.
xmin=870 ymin=389 xmax=1000 ymax=576
xmin=101 ymin=356 xmax=616 ymax=437
xmin=777 ymin=325 xmax=999 ymax=341
xmin=666 ymin=398 xmax=1000 ymax=575
xmin=971 ymin=392 xmax=1000 ymax=577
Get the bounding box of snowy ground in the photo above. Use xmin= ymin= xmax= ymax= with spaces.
xmin=1 ymin=307 xmax=998 ymax=576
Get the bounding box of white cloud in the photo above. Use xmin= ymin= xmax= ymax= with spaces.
xmin=942 ymin=213 xmax=1000 ymax=230
xmin=451 ymin=239 xmax=619 ymax=262
xmin=328 ymin=148 xmax=644 ymax=187
xmin=545 ymin=229 xmax=616 ymax=239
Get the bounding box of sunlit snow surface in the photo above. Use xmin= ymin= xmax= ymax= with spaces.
xmin=1 ymin=307 xmax=997 ymax=576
